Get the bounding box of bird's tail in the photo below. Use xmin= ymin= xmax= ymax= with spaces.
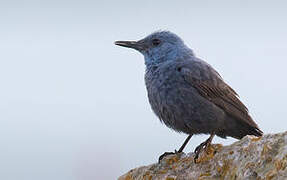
xmin=224 ymin=117 xmax=263 ymax=139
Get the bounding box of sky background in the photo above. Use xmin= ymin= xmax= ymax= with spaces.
xmin=0 ymin=0 xmax=287 ymax=179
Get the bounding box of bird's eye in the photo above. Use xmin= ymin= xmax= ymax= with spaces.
xmin=152 ymin=39 xmax=161 ymax=46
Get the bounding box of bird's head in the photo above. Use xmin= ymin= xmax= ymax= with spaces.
xmin=115 ymin=31 xmax=194 ymax=66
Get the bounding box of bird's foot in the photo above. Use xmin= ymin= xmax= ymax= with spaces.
xmin=194 ymin=142 xmax=210 ymax=163
xmin=158 ymin=150 xmax=180 ymax=162
xmin=194 ymin=135 xmax=214 ymax=163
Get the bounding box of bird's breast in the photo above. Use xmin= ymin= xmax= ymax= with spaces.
xmin=144 ymin=66 xmax=199 ymax=132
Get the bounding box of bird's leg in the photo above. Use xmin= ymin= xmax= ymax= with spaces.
xmin=177 ymin=134 xmax=193 ymax=153
xmin=194 ymin=133 xmax=215 ymax=163
xmin=158 ymin=134 xmax=193 ymax=162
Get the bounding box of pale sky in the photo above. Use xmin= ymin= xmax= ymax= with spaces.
xmin=0 ymin=0 xmax=287 ymax=179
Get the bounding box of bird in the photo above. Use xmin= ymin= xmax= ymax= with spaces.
xmin=115 ymin=31 xmax=263 ymax=162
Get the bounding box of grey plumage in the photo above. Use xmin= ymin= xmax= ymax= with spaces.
xmin=115 ymin=31 xmax=262 ymax=160
xmin=145 ymin=57 xmax=261 ymax=139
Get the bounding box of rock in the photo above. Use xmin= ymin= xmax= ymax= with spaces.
xmin=118 ymin=132 xmax=287 ymax=180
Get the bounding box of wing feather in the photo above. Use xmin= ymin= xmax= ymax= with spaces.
xmin=180 ymin=63 xmax=261 ymax=130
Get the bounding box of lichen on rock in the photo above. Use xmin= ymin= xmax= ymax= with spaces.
xmin=118 ymin=132 xmax=287 ymax=180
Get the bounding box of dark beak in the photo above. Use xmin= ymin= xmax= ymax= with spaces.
xmin=114 ymin=40 xmax=145 ymax=51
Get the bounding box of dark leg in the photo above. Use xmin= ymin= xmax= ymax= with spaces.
xmin=194 ymin=133 xmax=215 ymax=163
xmin=178 ymin=134 xmax=193 ymax=153
xmin=158 ymin=134 xmax=193 ymax=162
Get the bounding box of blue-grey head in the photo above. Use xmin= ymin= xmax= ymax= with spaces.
xmin=115 ymin=31 xmax=194 ymax=66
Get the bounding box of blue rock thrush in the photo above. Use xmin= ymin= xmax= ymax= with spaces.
xmin=115 ymin=31 xmax=263 ymax=162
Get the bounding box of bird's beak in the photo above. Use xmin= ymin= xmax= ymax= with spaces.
xmin=114 ymin=40 xmax=146 ymax=51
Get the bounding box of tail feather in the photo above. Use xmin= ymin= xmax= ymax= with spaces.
xmin=223 ymin=117 xmax=263 ymax=139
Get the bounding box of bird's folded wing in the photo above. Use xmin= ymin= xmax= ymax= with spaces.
xmin=180 ymin=66 xmax=260 ymax=129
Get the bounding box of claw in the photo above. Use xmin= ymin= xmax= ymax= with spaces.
xmin=194 ymin=142 xmax=209 ymax=163
xmin=158 ymin=150 xmax=177 ymax=162
xmin=193 ymin=134 xmax=215 ymax=163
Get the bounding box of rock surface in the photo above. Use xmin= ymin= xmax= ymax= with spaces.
xmin=119 ymin=132 xmax=287 ymax=180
